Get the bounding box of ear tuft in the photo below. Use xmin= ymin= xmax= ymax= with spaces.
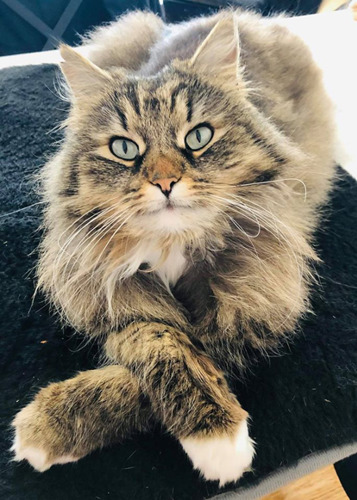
xmin=190 ymin=15 xmax=240 ymax=83
xmin=59 ymin=44 xmax=111 ymax=99
xmin=59 ymin=43 xmax=79 ymax=65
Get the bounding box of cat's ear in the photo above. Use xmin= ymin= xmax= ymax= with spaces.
xmin=59 ymin=44 xmax=112 ymax=99
xmin=190 ymin=15 xmax=240 ymax=83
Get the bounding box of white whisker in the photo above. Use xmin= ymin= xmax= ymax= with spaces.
xmin=0 ymin=201 xmax=47 ymax=220
xmin=238 ymin=177 xmax=308 ymax=202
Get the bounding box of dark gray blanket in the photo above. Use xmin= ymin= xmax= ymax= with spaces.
xmin=0 ymin=64 xmax=356 ymax=500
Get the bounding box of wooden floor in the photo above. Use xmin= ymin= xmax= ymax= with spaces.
xmin=263 ymin=465 xmax=348 ymax=500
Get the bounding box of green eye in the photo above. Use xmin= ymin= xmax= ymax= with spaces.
xmin=110 ymin=137 xmax=139 ymax=161
xmin=185 ymin=125 xmax=213 ymax=151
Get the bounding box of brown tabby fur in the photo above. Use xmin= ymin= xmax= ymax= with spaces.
xmin=13 ymin=9 xmax=336 ymax=481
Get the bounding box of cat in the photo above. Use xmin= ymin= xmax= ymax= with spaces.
xmin=12 ymin=9 xmax=336 ymax=485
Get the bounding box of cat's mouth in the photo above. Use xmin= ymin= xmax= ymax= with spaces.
xmin=145 ymin=199 xmax=192 ymax=215
xmin=146 ymin=206 xmax=183 ymax=216
xmin=165 ymin=199 xmax=176 ymax=211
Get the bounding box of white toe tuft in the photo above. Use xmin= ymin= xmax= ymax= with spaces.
xmin=180 ymin=419 xmax=255 ymax=486
xmin=11 ymin=432 xmax=79 ymax=472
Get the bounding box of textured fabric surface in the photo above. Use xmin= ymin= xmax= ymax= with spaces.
xmin=0 ymin=64 xmax=356 ymax=500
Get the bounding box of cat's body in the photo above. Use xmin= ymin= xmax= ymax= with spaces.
xmin=12 ymin=10 xmax=336 ymax=485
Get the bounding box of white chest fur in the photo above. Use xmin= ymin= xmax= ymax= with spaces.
xmin=119 ymin=239 xmax=188 ymax=287
xmin=144 ymin=243 xmax=187 ymax=288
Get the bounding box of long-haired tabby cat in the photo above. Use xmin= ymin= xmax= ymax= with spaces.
xmin=12 ymin=9 xmax=336 ymax=485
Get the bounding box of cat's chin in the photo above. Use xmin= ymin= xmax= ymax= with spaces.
xmin=136 ymin=207 xmax=193 ymax=234
xmin=149 ymin=209 xmax=190 ymax=234
xmin=137 ymin=205 xmax=215 ymax=236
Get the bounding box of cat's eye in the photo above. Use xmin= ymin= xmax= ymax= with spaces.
xmin=185 ymin=125 xmax=213 ymax=151
xmin=110 ymin=137 xmax=139 ymax=161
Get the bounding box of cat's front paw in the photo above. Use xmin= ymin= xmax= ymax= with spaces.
xmin=11 ymin=431 xmax=79 ymax=472
xmin=12 ymin=398 xmax=81 ymax=472
xmin=180 ymin=419 xmax=254 ymax=486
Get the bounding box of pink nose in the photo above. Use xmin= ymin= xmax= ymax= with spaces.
xmin=153 ymin=177 xmax=178 ymax=197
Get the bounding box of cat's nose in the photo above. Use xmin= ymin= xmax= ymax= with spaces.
xmin=153 ymin=177 xmax=178 ymax=198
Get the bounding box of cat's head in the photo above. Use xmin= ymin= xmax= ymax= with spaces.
xmin=56 ymin=15 xmax=284 ymax=245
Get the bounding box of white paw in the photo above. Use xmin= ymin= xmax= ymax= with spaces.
xmin=180 ymin=420 xmax=255 ymax=486
xmin=11 ymin=432 xmax=79 ymax=472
